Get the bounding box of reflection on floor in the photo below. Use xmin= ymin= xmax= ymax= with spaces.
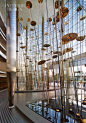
xmin=27 ymin=97 xmax=86 ymax=123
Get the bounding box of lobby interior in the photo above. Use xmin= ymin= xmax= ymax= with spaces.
xmin=0 ymin=0 xmax=86 ymax=123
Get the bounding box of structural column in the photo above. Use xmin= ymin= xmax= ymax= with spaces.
xmin=16 ymin=7 xmax=19 ymax=90
xmin=6 ymin=0 xmax=16 ymax=107
xmin=42 ymin=17 xmax=44 ymax=90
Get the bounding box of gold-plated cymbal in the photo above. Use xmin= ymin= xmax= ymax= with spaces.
xmin=23 ymin=26 xmax=27 ymax=30
xmin=33 ymin=73 xmax=36 ymax=75
xmin=29 ymin=49 xmax=32 ymax=51
xmin=19 ymin=17 xmax=23 ymax=21
xmin=61 ymin=41 xmax=69 ymax=45
xmin=53 ymin=27 xmax=56 ymax=30
xmin=53 ymin=16 xmax=59 ymax=23
xmin=53 ymin=51 xmax=61 ymax=54
xmin=36 ymin=53 xmax=39 ymax=55
xmin=31 ymin=36 xmax=34 ymax=38
xmin=57 ymin=7 xmax=69 ymax=18
xmin=64 ymin=21 xmax=68 ymax=25
xmin=55 ymin=1 xmax=62 ymax=9
xmin=62 ymin=33 xmax=78 ymax=42
xmin=33 ymin=45 xmax=35 ymax=47
xmin=16 ymin=18 xmax=19 ymax=22
xmin=38 ymin=60 xmax=46 ymax=65
xmin=44 ymin=32 xmax=48 ymax=35
xmin=30 ymin=28 xmax=34 ymax=31
xmin=65 ymin=47 xmax=73 ymax=53
xmin=72 ymin=51 xmax=76 ymax=53
xmin=52 ymin=55 xmax=57 ymax=58
xmin=36 ymin=35 xmax=39 ymax=37
xmin=26 ymin=56 xmax=29 ymax=59
xmin=31 ymin=21 xmax=36 ymax=26
xmin=29 ymin=60 xmax=32 ymax=62
xmin=76 ymin=6 xmax=82 ymax=12
xmin=41 ymin=48 xmax=46 ymax=51
xmin=20 ymin=42 xmax=23 ymax=45
xmin=26 ymin=1 xmax=32 ymax=9
xmin=81 ymin=119 xmax=86 ymax=123
xmin=80 ymin=15 xmax=86 ymax=20
xmin=52 ymin=21 xmax=55 ymax=25
xmin=38 ymin=0 xmax=43 ymax=3
xmin=76 ymin=113 xmax=80 ymax=117
xmin=25 ymin=65 xmax=28 ymax=67
xmin=16 ymin=50 xmax=19 ymax=52
xmin=27 ymin=18 xmax=31 ymax=22
xmin=47 ymin=18 xmax=52 ymax=22
xmin=16 ymin=33 xmax=21 ymax=36
xmin=75 ymin=71 xmax=82 ymax=73
xmin=43 ymin=44 xmax=50 ymax=47
xmin=76 ymin=36 xmax=85 ymax=41
xmin=20 ymin=46 xmax=26 ymax=49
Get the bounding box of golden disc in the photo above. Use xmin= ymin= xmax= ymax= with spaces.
xmin=55 ymin=1 xmax=62 ymax=9
xmin=26 ymin=56 xmax=29 ymax=59
xmin=81 ymin=119 xmax=86 ymax=123
xmin=29 ymin=60 xmax=32 ymax=62
xmin=33 ymin=45 xmax=35 ymax=47
xmin=80 ymin=15 xmax=86 ymax=20
xmin=44 ymin=32 xmax=48 ymax=35
xmin=62 ymin=33 xmax=78 ymax=42
xmin=53 ymin=51 xmax=61 ymax=54
xmin=16 ymin=33 xmax=21 ymax=36
xmin=43 ymin=44 xmax=50 ymax=47
xmin=72 ymin=51 xmax=76 ymax=53
xmin=27 ymin=18 xmax=31 ymax=22
xmin=31 ymin=36 xmax=34 ymax=38
xmin=38 ymin=0 xmax=43 ymax=3
xmin=20 ymin=46 xmax=26 ymax=49
xmin=30 ymin=28 xmax=34 ymax=31
xmin=23 ymin=26 xmax=27 ymax=30
xmin=57 ymin=7 xmax=69 ymax=18
xmin=61 ymin=41 xmax=69 ymax=45
xmin=53 ymin=16 xmax=59 ymax=23
xmin=36 ymin=35 xmax=39 ymax=37
xmin=65 ymin=47 xmax=73 ymax=53
xmin=47 ymin=18 xmax=52 ymax=22
xmin=31 ymin=21 xmax=36 ymax=26
xmin=64 ymin=21 xmax=68 ymax=25
xmin=53 ymin=27 xmax=56 ymax=30
xmin=20 ymin=42 xmax=23 ymax=45
xmin=26 ymin=1 xmax=32 ymax=9
xmin=33 ymin=73 xmax=36 ymax=75
xmin=19 ymin=17 xmax=23 ymax=21
xmin=76 ymin=113 xmax=80 ymax=117
xmin=16 ymin=18 xmax=19 ymax=22
xmin=52 ymin=55 xmax=57 ymax=58
xmin=41 ymin=48 xmax=46 ymax=51
xmin=16 ymin=50 xmax=19 ymax=52
xmin=29 ymin=49 xmax=32 ymax=51
xmin=38 ymin=60 xmax=46 ymax=65
xmin=76 ymin=6 xmax=82 ymax=12
xmin=36 ymin=53 xmax=39 ymax=55
xmin=76 ymin=36 xmax=85 ymax=41
xmin=25 ymin=65 xmax=28 ymax=67
xmin=52 ymin=21 xmax=55 ymax=25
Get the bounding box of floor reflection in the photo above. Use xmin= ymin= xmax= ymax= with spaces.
xmin=27 ymin=96 xmax=86 ymax=123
